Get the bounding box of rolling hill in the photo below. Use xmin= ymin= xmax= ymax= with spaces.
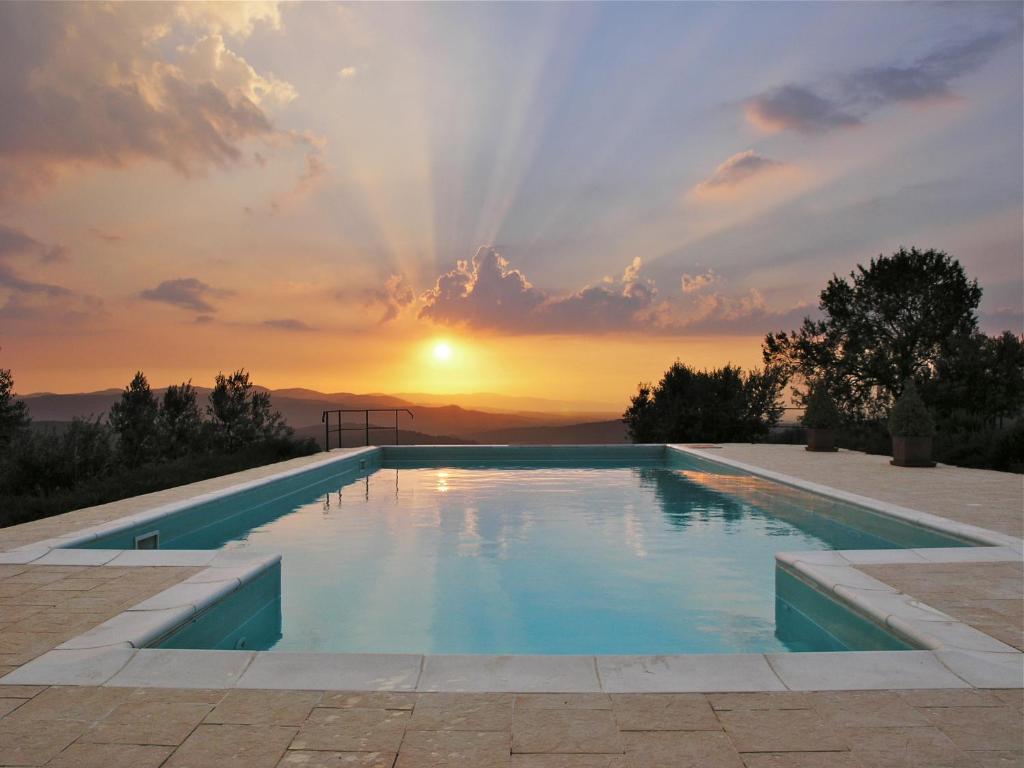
xmin=21 ymin=388 xmax=625 ymax=446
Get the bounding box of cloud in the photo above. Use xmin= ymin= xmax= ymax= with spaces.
xmin=746 ymin=85 xmax=859 ymax=134
xmin=419 ymin=247 xmax=553 ymax=332
xmin=364 ymin=274 xmax=415 ymax=323
xmin=0 ymin=225 xmax=101 ymax=325
xmin=681 ymin=270 xmax=719 ymax=294
xmin=261 ymin=318 xmax=317 ymax=332
xmin=89 ymin=228 xmax=125 ymax=243
xmin=0 ymin=2 xmax=297 ymax=200
xmin=0 ymin=224 xmax=68 ymax=266
xmin=746 ymin=26 xmax=1017 ymax=134
xmin=339 ymin=66 xmax=358 ymax=79
xmin=139 ymin=278 xmax=233 ymax=313
xmin=418 ymin=246 xmax=814 ymax=337
xmin=177 ymin=34 xmax=297 ymax=107
xmin=695 ymin=151 xmax=783 ymax=192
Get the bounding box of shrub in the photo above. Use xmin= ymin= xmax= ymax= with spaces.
xmin=888 ymin=381 xmax=935 ymax=438
xmin=623 ymin=361 xmax=784 ymax=443
xmin=801 ymin=384 xmax=842 ymax=430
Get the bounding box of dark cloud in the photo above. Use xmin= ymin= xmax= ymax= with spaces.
xmin=746 ymin=26 xmax=1017 ymax=134
xmin=0 ymin=224 xmax=71 ymax=294
xmin=746 ymin=85 xmax=859 ymax=134
xmin=696 ymin=151 xmax=782 ymax=191
xmin=139 ymin=278 xmax=232 ymax=313
xmin=0 ymin=224 xmax=101 ymax=325
xmin=261 ymin=318 xmax=317 ymax=332
xmin=89 ymin=228 xmax=124 ymax=243
xmin=0 ymin=224 xmax=67 ymax=265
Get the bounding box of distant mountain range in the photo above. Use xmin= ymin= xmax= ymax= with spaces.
xmin=21 ymin=388 xmax=625 ymax=447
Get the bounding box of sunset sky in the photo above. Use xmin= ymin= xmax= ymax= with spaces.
xmin=1 ymin=2 xmax=1021 ymax=407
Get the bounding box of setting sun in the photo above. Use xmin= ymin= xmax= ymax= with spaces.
xmin=432 ymin=341 xmax=454 ymax=362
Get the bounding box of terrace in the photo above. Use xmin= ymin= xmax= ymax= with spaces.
xmin=0 ymin=443 xmax=1020 ymax=767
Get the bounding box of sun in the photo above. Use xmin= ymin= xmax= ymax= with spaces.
xmin=432 ymin=340 xmax=453 ymax=362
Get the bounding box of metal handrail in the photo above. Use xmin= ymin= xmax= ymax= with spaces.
xmin=320 ymin=408 xmax=414 ymax=451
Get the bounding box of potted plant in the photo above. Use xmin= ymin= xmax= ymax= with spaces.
xmin=801 ymin=383 xmax=841 ymax=452
xmin=888 ymin=381 xmax=935 ymax=467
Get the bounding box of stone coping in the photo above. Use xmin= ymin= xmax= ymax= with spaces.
xmin=668 ymin=445 xmax=1021 ymax=550
xmin=1 ymin=444 xmax=1021 ymax=693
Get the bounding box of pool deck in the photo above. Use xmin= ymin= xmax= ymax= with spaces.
xmin=0 ymin=444 xmax=1021 ymax=766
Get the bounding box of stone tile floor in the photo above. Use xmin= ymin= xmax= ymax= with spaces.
xmin=707 ymin=445 xmax=1024 ymax=539
xmin=0 ymin=686 xmax=1021 ymax=767
xmin=866 ymin=562 xmax=1024 ymax=652
xmin=0 ymin=445 xmax=1021 ymax=765
xmin=0 ymin=565 xmax=201 ymax=678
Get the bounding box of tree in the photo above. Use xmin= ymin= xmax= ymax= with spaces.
xmin=157 ymin=380 xmax=203 ymax=457
xmin=108 ymin=371 xmax=158 ymax=464
xmin=922 ymin=332 xmax=1024 ymax=428
xmin=623 ymin=362 xmax=784 ymax=443
xmin=207 ymin=370 xmax=290 ymax=449
xmin=0 ymin=368 xmax=30 ymax=447
xmin=763 ymin=247 xmax=982 ymax=419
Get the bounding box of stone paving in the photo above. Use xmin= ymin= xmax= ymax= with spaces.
xmin=707 ymin=445 xmax=1024 ymax=539
xmin=0 ymin=445 xmax=1021 ymax=765
xmin=0 ymin=565 xmax=201 ymax=679
xmin=865 ymin=562 xmax=1024 ymax=653
xmin=0 ymin=685 xmax=1022 ymax=767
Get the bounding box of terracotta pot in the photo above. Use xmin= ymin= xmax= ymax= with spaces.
xmin=805 ymin=428 xmax=837 ymax=452
xmin=891 ymin=435 xmax=935 ymax=467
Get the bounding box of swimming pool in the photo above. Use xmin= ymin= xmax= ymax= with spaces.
xmin=80 ymin=446 xmax=969 ymax=655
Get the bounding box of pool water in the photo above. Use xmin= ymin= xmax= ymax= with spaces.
xmin=85 ymin=449 xmax=967 ymax=654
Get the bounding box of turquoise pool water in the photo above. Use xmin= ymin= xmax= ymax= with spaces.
xmin=84 ymin=447 xmax=967 ymax=654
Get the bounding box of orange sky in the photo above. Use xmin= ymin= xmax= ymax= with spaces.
xmin=1 ymin=3 xmax=1020 ymax=406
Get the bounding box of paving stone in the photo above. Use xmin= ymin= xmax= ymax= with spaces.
xmin=0 ymin=684 xmax=130 ymax=722
xmin=740 ymin=754 xmax=862 ymax=768
xmin=80 ymin=700 xmax=212 ymax=746
xmin=165 ymin=723 xmax=297 ymax=768
xmin=409 ymin=698 xmax=513 ymax=732
xmin=837 ymin=725 xmax=978 ymax=768
xmin=923 ymin=706 xmax=1024 ymax=751
xmin=622 ymin=730 xmax=744 ymax=768
xmin=511 ymin=756 xmax=627 ymax=767
xmin=611 ymin=694 xmax=720 ymax=731
xmin=291 ymin=708 xmax=410 ymax=752
xmin=512 ymin=709 xmax=623 ymax=754
xmin=396 ymin=729 xmax=510 ymax=768
xmin=46 ymin=742 xmax=174 ymax=768
xmin=812 ymin=691 xmax=930 ymax=728
xmin=205 ymin=689 xmax=322 ymax=725
xmin=0 ymin=698 xmax=23 ymax=718
xmin=708 ymin=693 xmax=816 ymax=711
xmin=0 ymin=718 xmax=85 ymax=765
xmin=719 ymin=709 xmax=849 ymax=753
xmin=0 ymin=685 xmax=48 ymax=699
xmin=971 ymin=753 xmax=1024 ymax=768
xmin=278 ymin=751 xmax=397 ymax=767
xmin=897 ymin=689 xmax=1006 ymax=708
xmin=990 ymin=689 xmax=1024 ymax=710
xmin=322 ymin=691 xmax=417 ymax=710
xmin=515 ymin=694 xmax=612 ymax=711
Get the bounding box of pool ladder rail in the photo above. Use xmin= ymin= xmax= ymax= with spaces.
xmin=321 ymin=408 xmax=414 ymax=450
